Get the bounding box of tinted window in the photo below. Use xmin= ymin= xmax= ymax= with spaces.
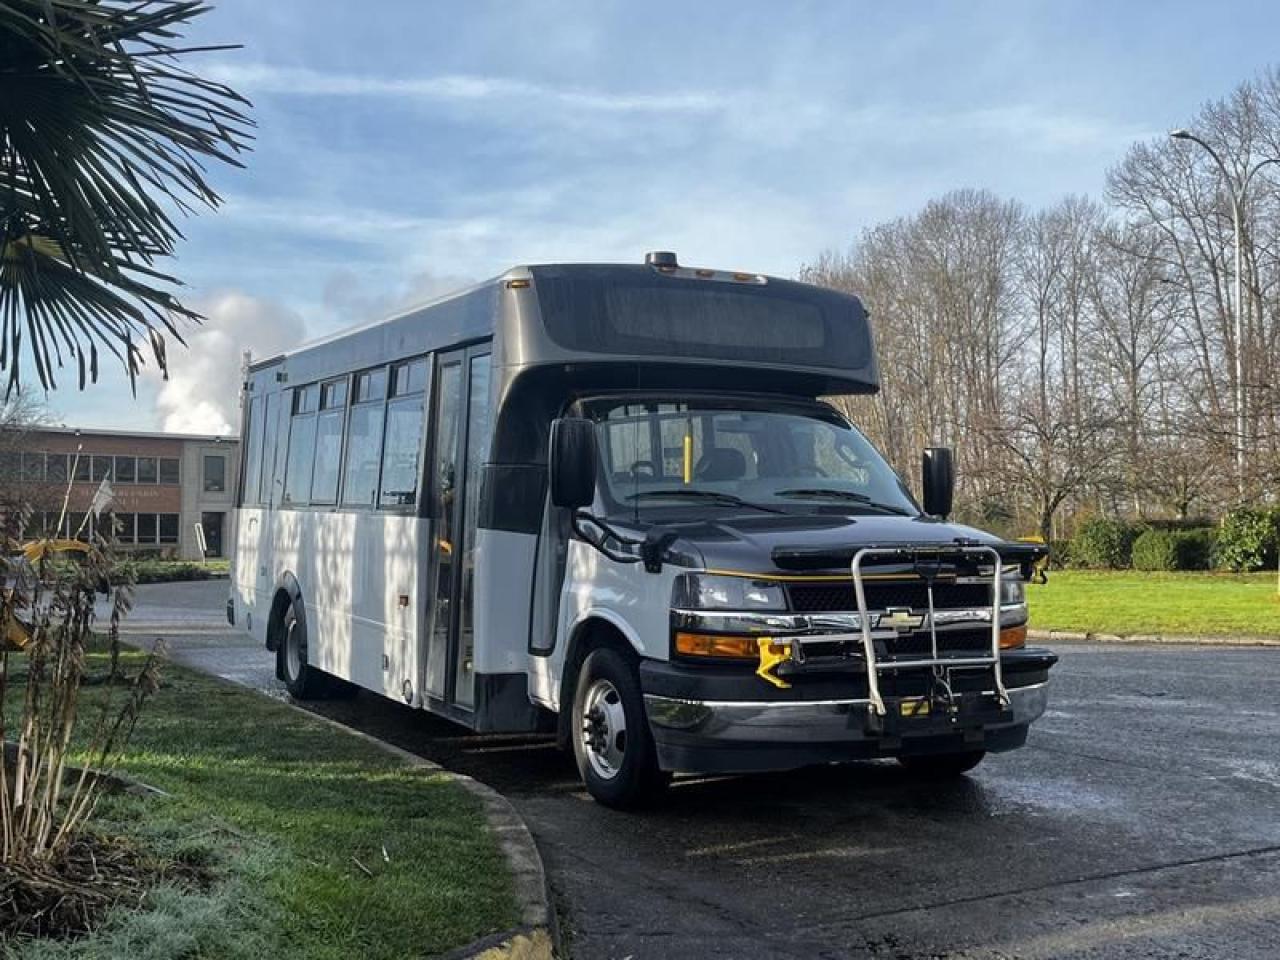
xmin=342 ymin=404 xmax=383 ymax=507
xmin=159 ymin=458 xmax=180 ymax=484
xmin=379 ymin=398 xmax=424 ymax=508
xmin=115 ymin=512 xmax=136 ymax=543
xmin=391 ymin=358 xmax=428 ymax=397
xmin=311 ymin=410 xmax=343 ymax=503
xmin=534 ymin=268 xmax=870 ymax=370
xmin=22 ymin=453 xmax=44 ymax=482
xmin=259 ymin=392 xmax=281 ymax=505
xmin=203 ymin=454 xmax=226 ymax=493
xmin=158 ymin=513 xmax=179 ymax=543
xmin=46 ymin=453 xmax=68 ymax=483
xmin=136 ymin=513 xmax=157 ymax=542
xmin=114 ymin=456 xmax=136 ymax=484
xmin=242 ymin=396 xmax=263 ymax=505
xmin=73 ymin=455 xmax=92 ymax=483
xmin=284 ymin=415 xmax=317 ymax=504
xmin=91 ymin=455 xmax=113 ymax=482
xmin=354 ymin=368 xmax=387 ymax=403
xmin=136 ymin=457 xmax=157 ymax=483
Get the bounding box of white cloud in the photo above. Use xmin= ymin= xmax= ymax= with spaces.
xmin=148 ymin=292 xmax=306 ymax=436
xmin=206 ymin=62 xmax=724 ymax=114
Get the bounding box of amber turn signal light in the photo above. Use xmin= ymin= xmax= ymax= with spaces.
xmin=674 ymin=632 xmax=760 ymax=659
xmin=999 ymin=625 xmax=1027 ymax=650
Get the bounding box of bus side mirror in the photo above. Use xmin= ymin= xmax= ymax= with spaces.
xmin=922 ymin=447 xmax=954 ymax=518
xmin=550 ymin=417 xmax=598 ymax=509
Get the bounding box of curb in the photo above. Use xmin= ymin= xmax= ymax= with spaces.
xmin=1029 ymin=629 xmax=1280 ymax=647
xmin=124 ymin=641 xmax=559 ymax=960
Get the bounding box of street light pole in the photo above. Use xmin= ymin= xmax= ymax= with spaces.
xmin=1169 ymin=129 xmax=1280 ymax=499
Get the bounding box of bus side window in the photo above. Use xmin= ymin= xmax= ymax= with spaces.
xmin=379 ymin=358 xmax=429 ymax=509
xmin=283 ymin=384 xmax=319 ymax=505
xmin=341 ymin=368 xmax=388 ymax=508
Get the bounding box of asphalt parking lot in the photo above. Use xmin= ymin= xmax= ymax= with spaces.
xmin=118 ymin=581 xmax=1280 ymax=959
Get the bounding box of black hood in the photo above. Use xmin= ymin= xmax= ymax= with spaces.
xmin=613 ymin=512 xmax=1047 ymax=576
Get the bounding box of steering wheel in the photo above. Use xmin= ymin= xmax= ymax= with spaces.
xmin=629 ymin=460 xmax=656 ymax=480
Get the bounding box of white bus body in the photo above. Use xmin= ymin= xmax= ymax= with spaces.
xmin=230 ymin=253 xmax=1055 ymax=806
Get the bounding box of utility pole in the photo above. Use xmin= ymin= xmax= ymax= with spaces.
xmin=1169 ymin=129 xmax=1279 ymax=500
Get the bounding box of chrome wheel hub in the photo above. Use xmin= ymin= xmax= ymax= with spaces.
xmin=580 ymin=678 xmax=627 ymax=780
xmin=285 ymin=613 xmax=304 ymax=681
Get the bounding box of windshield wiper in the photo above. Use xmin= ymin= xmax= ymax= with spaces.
xmin=773 ymin=488 xmax=913 ymax=516
xmin=624 ymin=489 xmax=783 ymax=514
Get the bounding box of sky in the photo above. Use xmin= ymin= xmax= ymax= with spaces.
xmin=36 ymin=0 xmax=1280 ymax=434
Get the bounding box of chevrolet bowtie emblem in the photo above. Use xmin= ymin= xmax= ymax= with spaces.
xmin=880 ymin=608 xmax=925 ymax=632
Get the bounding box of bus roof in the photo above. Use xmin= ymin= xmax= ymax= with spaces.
xmin=250 ymin=255 xmax=877 ymax=395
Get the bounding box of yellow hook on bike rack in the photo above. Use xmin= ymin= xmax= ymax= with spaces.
xmin=755 ymin=638 xmax=793 ymax=689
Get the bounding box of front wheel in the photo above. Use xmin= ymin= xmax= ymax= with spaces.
xmin=898 ymin=750 xmax=986 ymax=778
xmin=279 ymin=597 xmax=352 ymax=699
xmin=571 ymin=648 xmax=669 ymax=808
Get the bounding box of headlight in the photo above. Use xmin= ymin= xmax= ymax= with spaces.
xmin=671 ymin=573 xmax=787 ymax=611
xmin=999 ymin=576 xmax=1025 ymax=605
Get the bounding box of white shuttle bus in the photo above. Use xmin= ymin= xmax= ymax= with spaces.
xmin=230 ymin=252 xmax=1055 ymax=807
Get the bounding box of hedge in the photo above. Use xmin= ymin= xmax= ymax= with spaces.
xmin=1070 ymin=518 xmax=1141 ymax=569
xmin=1131 ymin=528 xmax=1215 ymax=571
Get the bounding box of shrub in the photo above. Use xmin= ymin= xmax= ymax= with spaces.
xmin=1071 ymin=517 xmax=1141 ymax=569
xmin=1130 ymin=528 xmax=1215 ymax=571
xmin=1131 ymin=529 xmax=1177 ymax=571
xmin=1048 ymin=539 xmax=1073 ymax=569
xmin=1175 ymin=528 xmax=1216 ymax=570
xmin=1215 ymin=507 xmax=1279 ymax=572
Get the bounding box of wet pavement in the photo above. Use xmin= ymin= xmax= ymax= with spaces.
xmin=117 ymin=581 xmax=1280 ymax=959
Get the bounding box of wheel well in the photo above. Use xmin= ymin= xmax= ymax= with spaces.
xmin=556 ymin=618 xmax=638 ymax=750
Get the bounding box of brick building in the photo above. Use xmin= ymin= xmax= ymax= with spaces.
xmin=1 ymin=427 xmax=239 ymax=560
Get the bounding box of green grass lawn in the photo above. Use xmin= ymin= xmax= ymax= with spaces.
xmin=9 ymin=654 xmax=516 ymax=959
xmin=1028 ymin=570 xmax=1280 ymax=637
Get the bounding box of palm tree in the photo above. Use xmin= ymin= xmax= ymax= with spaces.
xmin=0 ymin=0 xmax=252 ymax=394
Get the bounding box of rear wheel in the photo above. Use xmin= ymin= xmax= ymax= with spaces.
xmin=898 ymin=749 xmax=986 ymax=778
xmin=572 ymin=648 xmax=669 ymax=808
xmin=279 ymin=597 xmax=353 ymax=699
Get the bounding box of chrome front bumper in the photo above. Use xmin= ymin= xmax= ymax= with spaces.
xmin=645 ymin=681 xmax=1049 ymax=744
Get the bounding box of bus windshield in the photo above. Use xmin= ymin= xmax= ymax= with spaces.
xmin=588 ymin=397 xmax=919 ymax=517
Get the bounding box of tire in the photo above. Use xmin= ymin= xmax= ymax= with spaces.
xmin=571 ymin=648 xmax=669 ymax=808
xmin=279 ymin=596 xmax=344 ymax=700
xmin=898 ymin=749 xmax=987 ymax=779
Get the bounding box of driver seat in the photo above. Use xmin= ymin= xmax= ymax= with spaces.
xmin=694 ymin=447 xmax=747 ymax=482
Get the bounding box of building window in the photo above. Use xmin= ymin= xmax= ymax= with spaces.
xmin=46 ymin=454 xmax=68 ymax=484
xmin=114 ymin=456 xmax=136 ymax=484
xmin=22 ymin=452 xmax=44 ymax=482
xmin=136 ymin=512 xmax=157 ymax=543
xmin=158 ymin=513 xmax=179 ymax=544
xmin=159 ymin=458 xmax=180 ymax=485
xmin=72 ymin=455 xmax=91 ymax=483
xmin=203 ymin=454 xmax=226 ymax=493
xmin=136 ymin=457 xmax=157 ymax=484
xmin=0 ymin=452 xmax=19 ymax=481
xmin=114 ymin=512 xmax=136 ymax=543
xmin=91 ymin=455 xmax=113 ymax=482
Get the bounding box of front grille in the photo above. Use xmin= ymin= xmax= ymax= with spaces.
xmin=884 ymin=629 xmax=993 ymax=658
xmin=787 ymin=580 xmax=990 ymax=613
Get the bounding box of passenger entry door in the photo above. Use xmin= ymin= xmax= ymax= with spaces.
xmin=423 ymin=346 xmax=492 ymax=713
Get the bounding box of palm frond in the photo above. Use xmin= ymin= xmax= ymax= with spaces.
xmin=0 ymin=0 xmax=253 ymax=392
